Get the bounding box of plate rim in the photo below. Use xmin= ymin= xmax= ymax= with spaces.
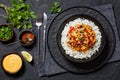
xmin=47 ymin=6 xmax=116 ymax=73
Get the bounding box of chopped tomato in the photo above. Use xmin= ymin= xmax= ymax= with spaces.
xmin=69 ymin=26 xmax=75 ymax=33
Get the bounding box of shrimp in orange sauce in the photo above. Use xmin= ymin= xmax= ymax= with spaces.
xmin=67 ymin=24 xmax=96 ymax=52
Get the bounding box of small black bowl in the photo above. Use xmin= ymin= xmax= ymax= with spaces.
xmin=19 ymin=30 xmax=35 ymax=46
xmin=0 ymin=24 xmax=14 ymax=42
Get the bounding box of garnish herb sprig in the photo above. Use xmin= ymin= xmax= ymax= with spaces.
xmin=49 ymin=1 xmax=62 ymax=13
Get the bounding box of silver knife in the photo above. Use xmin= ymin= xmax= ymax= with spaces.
xmin=43 ymin=12 xmax=47 ymax=62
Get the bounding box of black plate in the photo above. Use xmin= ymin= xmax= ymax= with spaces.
xmin=57 ymin=14 xmax=106 ymax=63
xmin=47 ymin=6 xmax=116 ymax=73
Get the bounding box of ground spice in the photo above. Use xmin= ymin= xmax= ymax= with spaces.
xmin=21 ymin=32 xmax=34 ymax=44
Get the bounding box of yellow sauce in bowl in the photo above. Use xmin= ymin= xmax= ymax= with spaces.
xmin=2 ymin=53 xmax=22 ymax=74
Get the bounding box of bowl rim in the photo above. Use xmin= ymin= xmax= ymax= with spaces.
xmin=19 ymin=30 xmax=35 ymax=46
xmin=1 ymin=52 xmax=23 ymax=74
xmin=0 ymin=24 xmax=14 ymax=42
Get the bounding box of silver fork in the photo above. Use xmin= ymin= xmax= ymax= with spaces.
xmin=36 ymin=12 xmax=43 ymax=64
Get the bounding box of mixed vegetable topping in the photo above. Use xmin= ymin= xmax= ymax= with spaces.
xmin=67 ymin=24 xmax=96 ymax=52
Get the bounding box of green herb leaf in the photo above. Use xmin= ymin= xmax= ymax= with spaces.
xmin=56 ymin=7 xmax=62 ymax=12
xmin=54 ymin=1 xmax=60 ymax=7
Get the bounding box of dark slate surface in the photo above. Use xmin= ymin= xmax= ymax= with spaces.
xmin=0 ymin=0 xmax=120 ymax=80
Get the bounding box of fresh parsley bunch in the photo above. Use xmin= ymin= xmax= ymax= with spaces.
xmin=1 ymin=0 xmax=36 ymax=29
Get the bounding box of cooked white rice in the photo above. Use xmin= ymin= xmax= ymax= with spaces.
xmin=61 ymin=18 xmax=102 ymax=59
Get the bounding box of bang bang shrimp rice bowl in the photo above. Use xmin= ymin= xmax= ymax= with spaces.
xmin=60 ymin=17 xmax=105 ymax=62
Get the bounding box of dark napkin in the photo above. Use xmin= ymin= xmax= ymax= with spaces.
xmin=37 ymin=4 xmax=120 ymax=76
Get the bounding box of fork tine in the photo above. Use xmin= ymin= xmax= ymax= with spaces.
xmin=36 ymin=12 xmax=43 ymax=23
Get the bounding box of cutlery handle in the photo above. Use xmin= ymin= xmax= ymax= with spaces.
xmin=43 ymin=25 xmax=46 ymax=62
xmin=38 ymin=27 xmax=40 ymax=64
